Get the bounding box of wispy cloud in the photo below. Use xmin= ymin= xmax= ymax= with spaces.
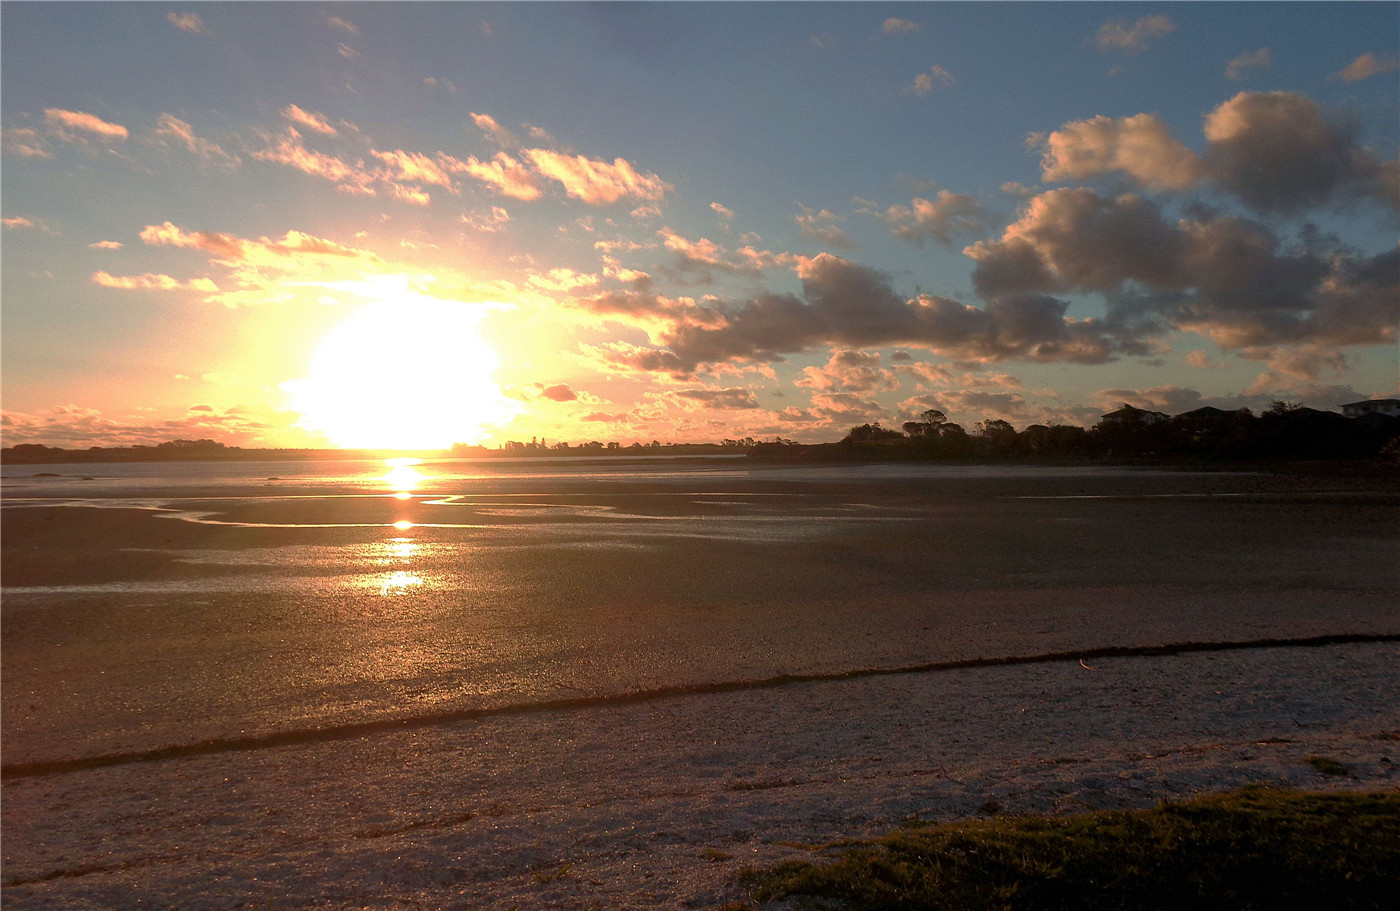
xmin=327 ymin=15 xmax=358 ymax=36
xmin=883 ymin=18 xmax=921 ymax=35
xmin=796 ymin=205 xmax=854 ymax=250
xmin=92 ymin=271 xmax=218 ymax=292
xmin=45 ymin=108 xmax=128 ymax=142
xmin=1226 ymin=47 xmax=1272 ymax=80
xmin=167 ymin=12 xmax=210 ymax=36
xmin=154 ymin=114 xmax=240 ymax=167
xmin=280 ymin=104 xmax=338 ymax=136
xmin=903 ymin=65 xmax=954 ymax=97
xmin=470 ymin=112 xmax=520 ymax=148
xmin=1094 ymin=15 xmax=1175 ymax=53
xmin=2 ymin=127 xmax=52 ymax=158
xmin=1331 ymin=52 xmax=1400 ymax=83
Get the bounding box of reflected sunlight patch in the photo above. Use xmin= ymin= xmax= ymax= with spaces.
xmin=379 ymin=570 xmax=423 ymax=596
xmin=284 ymin=282 xmax=520 ymax=449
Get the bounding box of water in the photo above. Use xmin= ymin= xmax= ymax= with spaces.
xmin=4 ymin=456 xmax=1394 ymax=770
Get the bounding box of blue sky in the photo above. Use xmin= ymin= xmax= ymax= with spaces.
xmin=3 ymin=2 xmax=1397 ymax=449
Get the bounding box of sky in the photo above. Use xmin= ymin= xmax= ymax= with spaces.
xmin=2 ymin=2 xmax=1397 ymax=450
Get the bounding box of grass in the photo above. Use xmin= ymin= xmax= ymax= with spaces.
xmin=743 ymin=787 xmax=1400 ymax=910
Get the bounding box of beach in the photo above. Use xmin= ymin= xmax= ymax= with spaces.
xmin=3 ymin=459 xmax=1398 ymax=907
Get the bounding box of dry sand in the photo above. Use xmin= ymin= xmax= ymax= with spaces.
xmin=3 ymin=463 xmax=1398 ymax=908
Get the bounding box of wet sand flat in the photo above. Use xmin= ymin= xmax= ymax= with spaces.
xmin=2 ymin=463 xmax=1398 ymax=907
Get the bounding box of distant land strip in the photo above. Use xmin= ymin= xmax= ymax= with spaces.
xmin=6 ymin=632 xmax=1397 ymax=781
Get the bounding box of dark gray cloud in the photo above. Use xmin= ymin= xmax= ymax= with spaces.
xmin=1038 ymin=92 xmax=1399 ymax=216
xmin=580 ymin=253 xmax=1141 ymax=374
xmin=967 ymin=187 xmax=1398 ymax=350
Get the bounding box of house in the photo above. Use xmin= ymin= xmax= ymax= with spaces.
xmin=1172 ymin=406 xmax=1249 ymax=422
xmin=1340 ymin=399 xmax=1400 ymax=419
xmin=1099 ymin=404 xmax=1170 ymax=426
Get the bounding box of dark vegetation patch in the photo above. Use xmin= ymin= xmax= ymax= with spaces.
xmin=743 ymin=787 xmax=1400 ymax=910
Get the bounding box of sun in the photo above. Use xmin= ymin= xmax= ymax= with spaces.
xmin=286 ymin=287 xmax=519 ymax=450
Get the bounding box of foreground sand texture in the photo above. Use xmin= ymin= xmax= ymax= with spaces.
xmin=3 ymin=463 xmax=1398 ymax=907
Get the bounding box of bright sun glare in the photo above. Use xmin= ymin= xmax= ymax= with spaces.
xmin=286 ymin=288 xmax=519 ymax=450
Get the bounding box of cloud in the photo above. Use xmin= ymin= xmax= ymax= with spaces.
xmin=327 ymin=15 xmax=359 ymax=35
xmin=528 ymin=267 xmax=600 ymax=292
xmin=139 ymin=221 xmax=384 ymax=275
xmin=881 ymin=190 xmax=995 ymax=245
xmin=470 ymin=113 xmax=520 ymax=148
xmin=337 ymin=43 xmax=358 ymax=61
xmin=1201 ymin=91 xmax=1395 ymax=214
xmin=423 ymin=77 xmax=457 ymax=94
xmin=2 ymin=127 xmax=52 ymax=158
xmin=537 ymin=384 xmax=578 ymax=402
xmin=665 ymin=387 xmax=762 ymax=410
xmin=796 ymin=206 xmax=854 ymax=250
xmin=281 ymin=104 xmax=338 ymax=136
xmin=578 ymin=340 xmax=693 ymax=379
xmin=904 ymin=65 xmax=954 ymax=97
xmin=252 ymin=130 xmax=375 ymax=194
xmin=2 ymin=216 xmax=38 ymax=230
xmin=89 ymin=240 xmax=123 ymax=249
xmin=1331 ymin=52 xmax=1400 ymax=83
xmin=883 ymin=18 xmax=921 ymax=35
xmin=92 ymin=271 xmax=218 ymax=292
xmin=965 ymin=186 xmax=1399 ymax=351
xmin=1037 ymin=92 xmax=1397 ymax=215
xmin=153 ymin=114 xmax=240 ymax=167
xmin=522 ymin=149 xmax=671 ymax=205
xmin=583 ymin=253 xmax=1139 ymax=373
xmin=167 ymin=12 xmax=210 ymax=35
xmin=796 ymin=349 xmax=899 ymax=393
xmin=1038 ymin=113 xmax=1203 ymax=191
xmin=1094 ymin=15 xmax=1175 ymax=53
xmin=372 ymin=148 xmax=455 ymax=189
xmin=1 ymin=403 xmax=289 ymax=449
xmin=456 ymin=152 xmax=544 ymax=200
xmin=1226 ymin=47 xmax=1272 ymax=80
xmin=580 ymin=411 xmax=633 ymax=424
xmin=710 ymin=202 xmax=734 ymax=222
xmin=44 ymin=108 xmax=128 ymax=142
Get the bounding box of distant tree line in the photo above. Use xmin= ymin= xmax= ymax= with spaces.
xmin=750 ymin=403 xmax=1400 ymax=465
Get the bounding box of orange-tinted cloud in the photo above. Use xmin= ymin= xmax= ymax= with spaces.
xmin=167 ymin=12 xmax=210 ymax=35
xmin=455 ymin=152 xmax=544 ymax=200
xmin=523 ymin=149 xmax=670 ymax=205
xmin=92 ymin=270 xmax=218 ymax=292
xmin=470 ymin=112 xmax=520 ymax=148
xmin=154 ymin=114 xmax=240 ymax=167
xmin=281 ymin=104 xmax=338 ymax=136
xmin=139 ymin=221 xmax=383 ymax=272
xmin=45 ymin=108 xmax=128 ymax=141
xmin=1331 ymin=52 xmax=1400 ymax=83
xmin=1038 ymin=113 xmax=1202 ymax=190
xmin=2 ymin=127 xmax=52 ymax=158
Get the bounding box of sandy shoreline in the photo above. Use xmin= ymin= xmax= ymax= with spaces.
xmin=4 ymin=641 xmax=1397 ymax=908
xmin=3 ymin=464 xmax=1398 ymax=907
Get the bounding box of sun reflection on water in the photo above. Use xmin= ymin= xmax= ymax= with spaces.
xmin=379 ymin=570 xmax=423 ymax=596
xmin=383 ymin=458 xmax=425 ymax=493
